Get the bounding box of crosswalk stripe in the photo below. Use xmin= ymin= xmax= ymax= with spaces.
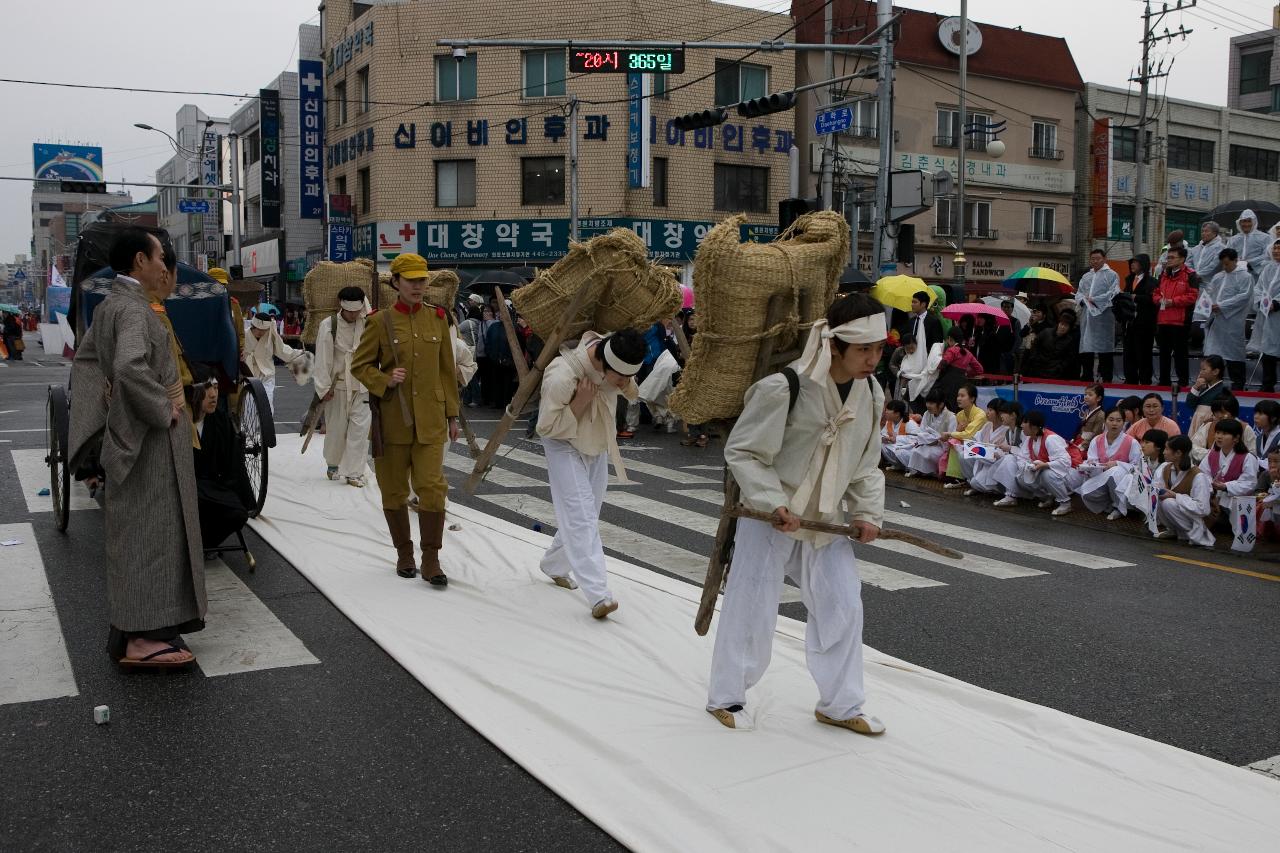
xmin=493 ymin=442 xmax=719 ymax=486
xmin=10 ymin=449 xmax=97 ymax=514
xmin=182 ymin=560 xmax=320 ymax=678
xmin=478 ymin=492 xmax=803 ymax=603
xmin=444 ymin=450 xmax=544 ymax=488
xmin=0 ymin=523 xmax=78 ymax=705
xmin=605 ymin=490 xmax=721 ymax=536
xmin=857 ymin=561 xmax=949 ymax=591
xmin=487 ymin=445 xmax=631 ymax=487
xmin=865 ymin=539 xmax=1047 ymax=580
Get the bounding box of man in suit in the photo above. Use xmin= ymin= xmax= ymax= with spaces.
xmin=901 ymin=290 xmax=943 ymax=354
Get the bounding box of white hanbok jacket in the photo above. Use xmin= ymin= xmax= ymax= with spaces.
xmin=537 ymin=332 xmax=639 ymax=479
xmin=314 ymin=313 xmax=368 ymax=399
xmin=243 ymin=325 xmax=308 ymax=383
xmin=899 ymin=341 xmax=944 ymax=401
xmin=1202 ymin=448 xmax=1261 ymax=497
xmin=1154 ymin=462 xmax=1213 ymax=546
xmin=1078 ymin=431 xmax=1143 ymax=508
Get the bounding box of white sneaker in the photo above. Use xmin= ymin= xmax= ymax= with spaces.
xmin=1051 ymin=502 xmax=1073 ymax=516
xmin=993 ymin=496 xmax=1018 ymax=507
xmin=943 ymin=481 xmax=964 ymax=489
xmin=1038 ymin=499 xmax=1056 ymax=509
xmin=1153 ymin=529 xmax=1177 ymax=540
xmin=591 ymin=598 xmax=619 ymax=619
xmin=1106 ymin=509 xmax=1124 ymax=521
xmin=904 ymin=470 xmax=918 ymax=478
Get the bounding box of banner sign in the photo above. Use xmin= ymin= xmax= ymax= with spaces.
xmin=260 ymin=89 xmax=282 ymax=229
xmin=33 ymin=143 xmax=103 ymax=181
xmin=626 ymin=73 xmax=651 ymax=189
xmin=298 ymin=60 xmax=325 ymax=219
xmin=328 ymin=194 xmax=354 ymax=262
xmin=1090 ymin=117 xmax=1110 ymax=239
xmin=200 ymin=129 xmax=220 ymax=256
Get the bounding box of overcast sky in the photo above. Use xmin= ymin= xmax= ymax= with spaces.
xmin=1 ymin=0 xmax=1270 ymax=262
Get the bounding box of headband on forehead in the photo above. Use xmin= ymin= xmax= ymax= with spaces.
xmin=602 ymin=338 xmax=643 ymax=376
xmin=825 ymin=314 xmax=888 ymax=345
xmin=339 ymin=299 xmax=365 ymax=312
xmin=249 ymin=316 xmax=275 ymax=330
xmin=790 ymin=314 xmax=887 ymax=385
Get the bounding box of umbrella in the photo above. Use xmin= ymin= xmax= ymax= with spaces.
xmin=942 ymin=302 xmax=1010 ymax=327
xmin=1002 ymin=266 xmax=1073 ymax=296
xmin=982 ymin=295 xmax=1030 ymax=326
xmin=507 ymin=266 xmax=540 ymax=281
xmin=465 ymin=269 xmax=527 ymax=295
xmin=0 ymin=303 xmax=20 ymax=314
xmin=1204 ymin=200 xmax=1280 ymax=232
xmin=680 ymin=285 xmax=695 ymax=310
xmin=870 ymin=275 xmax=933 ymax=313
xmin=838 ymin=265 xmax=873 ymax=292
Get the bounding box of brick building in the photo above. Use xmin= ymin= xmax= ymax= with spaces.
xmin=320 ymin=0 xmax=795 ymax=279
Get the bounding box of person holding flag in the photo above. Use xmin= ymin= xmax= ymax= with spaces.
xmin=1075 ymin=408 xmax=1143 ymax=520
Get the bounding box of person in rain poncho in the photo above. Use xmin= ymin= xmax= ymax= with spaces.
xmin=1198 ymin=247 xmax=1253 ymax=389
xmin=1251 ymin=238 xmax=1280 ymax=392
xmin=1075 ymin=249 xmax=1120 ymax=381
xmin=1190 ymin=221 xmax=1226 ymax=282
xmin=314 ymin=287 xmax=372 ymax=487
xmin=1228 ymin=209 xmax=1271 ymax=279
xmin=707 ymin=293 xmax=886 ymax=736
xmin=242 ymin=302 xmax=311 ymax=413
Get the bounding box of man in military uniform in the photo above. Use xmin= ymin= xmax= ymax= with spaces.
xmin=351 ymin=253 xmax=460 ymax=586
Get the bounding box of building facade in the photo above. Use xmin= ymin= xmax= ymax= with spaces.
xmin=153 ymin=104 xmax=229 ymax=269
xmin=1227 ymin=7 xmax=1280 ymax=115
xmin=792 ymin=0 xmax=1083 ymax=291
xmin=31 ymin=183 xmax=132 ymax=296
xmin=320 ymin=0 xmax=794 ymax=279
xmin=229 ymin=23 xmax=324 ymax=302
xmin=1075 ymin=83 xmax=1280 ymax=262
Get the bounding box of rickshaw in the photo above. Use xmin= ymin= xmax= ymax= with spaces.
xmin=44 ymin=223 xmax=274 ymax=568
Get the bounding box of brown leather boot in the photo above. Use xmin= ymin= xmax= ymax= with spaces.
xmin=383 ymin=508 xmax=416 ymax=578
xmin=418 ymin=509 xmax=448 ymax=587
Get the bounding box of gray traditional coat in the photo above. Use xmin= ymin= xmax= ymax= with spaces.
xmin=69 ymin=276 xmax=206 ymax=633
xmin=1202 ymin=267 xmax=1254 ymax=363
xmin=1075 ymin=266 xmax=1119 ymax=354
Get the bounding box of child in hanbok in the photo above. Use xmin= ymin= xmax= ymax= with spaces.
xmin=940 ymin=383 xmax=988 ymax=486
xmin=880 ymin=399 xmax=919 ymax=470
xmin=967 ymin=400 xmax=1021 ymax=497
xmin=1076 ymin=408 xmax=1143 ymax=519
xmin=993 ymin=410 xmax=1082 ymax=515
xmin=904 ymin=387 xmax=956 ymax=478
xmin=956 ymin=397 xmax=1006 ymax=487
xmin=1154 ymin=435 xmax=1213 ymax=546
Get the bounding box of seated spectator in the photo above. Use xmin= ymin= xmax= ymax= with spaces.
xmin=992 ymin=409 xmax=1082 ymax=516
xmin=889 ymin=334 xmax=915 ymax=397
xmin=905 ymin=387 xmax=957 ymax=478
xmin=1075 ymin=384 xmax=1106 ymax=444
xmin=1140 ymin=429 xmax=1169 ymax=470
xmin=880 ymin=399 xmax=919 ymax=470
xmin=1154 ymin=435 xmax=1213 ymax=546
xmin=1184 ymin=355 xmax=1229 ymax=438
xmin=1076 ymin=407 xmax=1143 ymax=519
xmin=1126 ymin=393 xmax=1181 ymax=440
xmin=189 ymin=377 xmax=256 ymax=552
xmin=1022 ymin=309 xmax=1080 ymax=379
xmin=942 ymin=383 xmax=988 ymax=486
xmin=957 ymin=398 xmax=1009 ymax=490
xmin=1190 ymin=394 xmax=1256 ymax=463
xmin=1253 ymin=399 xmax=1280 ymax=461
xmin=967 ymin=400 xmax=1023 ymax=497
xmin=1259 ymin=450 xmax=1280 ymax=542
xmin=1203 ymin=418 xmax=1260 ymax=523
xmin=1116 ymin=394 xmax=1144 ymax=427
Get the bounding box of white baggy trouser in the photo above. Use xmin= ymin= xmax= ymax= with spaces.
xmin=323 ymin=386 xmax=371 ymax=479
xmin=707 ymin=518 xmax=866 ymax=721
xmin=540 ymin=437 xmax=613 ymax=608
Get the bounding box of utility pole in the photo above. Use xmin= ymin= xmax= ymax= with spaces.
xmin=955 ymin=0 xmax=969 ymax=296
xmin=820 ymin=0 xmax=835 ymax=210
xmin=1132 ymin=0 xmax=1193 ymax=256
xmin=871 ymin=0 xmax=894 ymax=275
xmin=569 ymin=96 xmax=580 ymax=242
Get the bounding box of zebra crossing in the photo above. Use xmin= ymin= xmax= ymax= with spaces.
xmin=452 ymin=441 xmax=1138 ymax=594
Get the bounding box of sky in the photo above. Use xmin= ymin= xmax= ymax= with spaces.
xmin=1 ymin=0 xmax=1273 ymax=262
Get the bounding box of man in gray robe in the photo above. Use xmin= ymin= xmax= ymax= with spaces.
xmin=1201 ymin=247 xmax=1254 ymax=389
xmin=1075 ymin=248 xmax=1119 ymax=381
xmin=1228 ymin=209 xmax=1271 ymax=280
xmin=1190 ymin=222 xmax=1226 ymax=282
xmin=69 ymin=227 xmax=206 ymax=668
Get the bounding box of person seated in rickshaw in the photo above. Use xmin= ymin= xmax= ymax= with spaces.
xmin=242 ymin=302 xmax=312 ymax=413
xmin=188 ymin=372 xmax=257 ymax=555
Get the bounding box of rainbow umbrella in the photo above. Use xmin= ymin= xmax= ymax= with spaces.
xmin=870 ymin=275 xmax=933 ymax=313
xmin=1002 ymin=266 xmax=1074 ymax=295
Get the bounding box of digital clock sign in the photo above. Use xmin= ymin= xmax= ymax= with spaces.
xmin=569 ymin=49 xmax=685 ymax=74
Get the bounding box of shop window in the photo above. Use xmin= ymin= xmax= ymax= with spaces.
xmin=522 ymin=156 xmax=565 ymax=205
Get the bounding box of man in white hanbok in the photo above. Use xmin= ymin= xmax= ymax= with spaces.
xmin=1075 ymin=249 xmax=1120 ymax=381
xmin=313 ymin=288 xmax=371 ymax=487
xmin=993 ymin=410 xmax=1082 ymax=515
xmin=708 ymin=294 xmax=887 ymax=736
xmin=1077 ymin=409 xmax=1143 ymax=519
xmin=1154 ymin=435 xmax=1214 ymax=546
xmin=242 ymin=303 xmax=311 ymax=413
xmin=1199 ymin=248 xmax=1254 ymax=388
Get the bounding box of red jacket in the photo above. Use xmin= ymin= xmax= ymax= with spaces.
xmin=1152 ymin=266 xmax=1198 ymax=326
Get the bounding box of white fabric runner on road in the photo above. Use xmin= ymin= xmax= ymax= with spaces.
xmin=251 ymin=434 xmax=1280 ymax=852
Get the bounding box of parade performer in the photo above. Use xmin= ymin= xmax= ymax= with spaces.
xmin=1199 ymin=249 xmax=1253 ymax=388
xmin=314 ymin=286 xmax=371 ymax=487
xmin=1154 ymin=435 xmax=1213 ymax=546
xmin=706 ymin=293 xmax=887 ymax=735
xmin=242 ymin=302 xmax=311 ymax=413
xmin=351 ymin=253 xmax=460 ymax=585
xmin=992 ymin=410 xmax=1082 ymax=516
xmin=535 ymin=327 xmax=645 ymax=618
xmin=1076 ymin=408 xmax=1143 ymax=519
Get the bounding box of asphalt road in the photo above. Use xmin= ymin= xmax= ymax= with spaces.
xmin=2 ymin=342 xmax=1278 ymax=851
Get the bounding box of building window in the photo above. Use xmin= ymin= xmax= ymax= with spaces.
xmin=713 ymin=163 xmax=769 ymax=213
xmin=1229 ymin=144 xmax=1280 ymax=181
xmin=1031 ymin=121 xmax=1060 ymax=159
xmin=652 ymin=73 xmax=669 ymax=99
xmin=934 ymin=198 xmax=994 ymax=239
xmin=39 ymin=218 xmax=50 ymax=228
xmin=1030 ymin=206 xmax=1058 ymax=242
xmin=356 ymin=66 xmax=370 ymax=114
xmin=336 ymin=175 xmax=347 ymax=198
xmin=523 ymin=50 xmax=566 ymax=98
xmin=853 ymin=99 xmax=878 ymax=138
xmin=521 ymin=156 xmax=565 ymax=204
xmin=714 ymin=60 xmax=768 ymax=106
xmin=1167 ymin=135 xmax=1214 ymax=173
xmin=246 ymin=130 xmax=261 ymax=166
xmin=436 ymin=160 xmax=476 ymax=207
xmin=652 ymin=157 xmax=668 ymax=207
xmin=38 ymin=202 xmax=63 ymax=212
xmin=333 ymin=81 xmax=347 ymax=126
xmin=65 ymin=213 xmax=80 ymax=241
xmin=1164 ymin=208 xmax=1202 ymax=242
xmin=935 ymin=109 xmax=992 ymax=149
xmin=1273 ymin=84 xmax=1280 ymax=112
xmin=352 ymin=1 xmax=372 ymax=18
xmin=358 ymin=167 xmax=371 ymax=216
xmin=436 ymin=54 xmax=477 ymax=102
xmin=1112 ymin=126 xmax=1151 ymax=163
xmin=1240 ymin=51 xmax=1272 ymax=95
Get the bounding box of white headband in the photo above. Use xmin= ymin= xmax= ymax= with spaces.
xmin=790 ymin=315 xmax=887 ymax=385
xmin=249 ymin=316 xmax=275 ymax=330
xmin=602 ymin=338 xmax=643 ymax=376
xmin=339 ymin=299 xmax=364 ymax=311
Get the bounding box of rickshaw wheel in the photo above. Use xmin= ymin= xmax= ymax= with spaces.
xmin=236 ymin=377 xmax=273 ymax=518
xmin=46 ymin=385 xmax=71 ymax=533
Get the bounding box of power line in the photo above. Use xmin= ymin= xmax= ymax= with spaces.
xmin=1198 ymin=0 xmax=1274 ymax=31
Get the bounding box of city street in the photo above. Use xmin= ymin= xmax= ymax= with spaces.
xmin=2 ymin=349 xmax=1278 ymax=851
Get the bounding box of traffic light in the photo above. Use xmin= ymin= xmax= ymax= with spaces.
xmin=672 ymin=108 xmax=728 ymax=132
xmin=737 ymin=91 xmax=797 ymax=119
xmin=59 ymin=180 xmax=107 ymax=194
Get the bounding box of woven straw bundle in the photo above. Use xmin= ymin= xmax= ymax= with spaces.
xmin=668 ymin=212 xmax=849 ymax=425
xmin=303 ymin=259 xmax=460 ymax=344
xmin=511 ymin=228 xmax=681 ymax=338
xmin=377 ymin=269 xmax=460 ymax=313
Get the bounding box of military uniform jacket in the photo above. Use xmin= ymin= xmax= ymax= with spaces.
xmin=351 ymin=302 xmax=459 ymax=445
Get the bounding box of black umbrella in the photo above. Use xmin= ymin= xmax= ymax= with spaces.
xmin=1204 ymin=200 xmax=1280 ymax=232
xmin=465 ymin=269 xmax=528 ymax=295
xmin=507 ymin=265 xmax=540 ymax=281
xmin=837 ymin=264 xmax=872 ymax=292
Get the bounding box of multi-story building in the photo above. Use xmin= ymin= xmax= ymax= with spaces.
xmin=320 ymin=0 xmax=794 ymax=281
xmin=228 ymin=23 xmax=325 ymax=302
xmin=1227 ymin=6 xmax=1280 ymax=115
xmin=153 ymin=104 xmax=229 ymax=269
xmin=792 ymin=0 xmax=1083 ymax=292
xmin=1075 ymin=83 xmax=1280 ymax=261
xmin=31 ymin=183 xmax=132 ymax=296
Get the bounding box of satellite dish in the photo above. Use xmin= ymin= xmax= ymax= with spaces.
xmin=938 ymin=17 xmax=983 ymax=57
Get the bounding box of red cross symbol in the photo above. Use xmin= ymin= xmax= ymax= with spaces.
xmin=399 ymin=223 xmax=417 ymax=243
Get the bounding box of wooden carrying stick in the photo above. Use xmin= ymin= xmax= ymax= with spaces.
xmin=728 ymin=506 xmax=963 ymax=559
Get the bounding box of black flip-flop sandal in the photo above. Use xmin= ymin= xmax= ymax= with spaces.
xmin=118 ymin=644 xmax=196 ymax=670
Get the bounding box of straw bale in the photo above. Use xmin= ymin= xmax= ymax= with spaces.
xmin=669 ymin=212 xmax=849 ymax=424
xmin=302 ymin=259 xmax=459 ymax=344
xmin=511 ymin=228 xmax=681 ymax=338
